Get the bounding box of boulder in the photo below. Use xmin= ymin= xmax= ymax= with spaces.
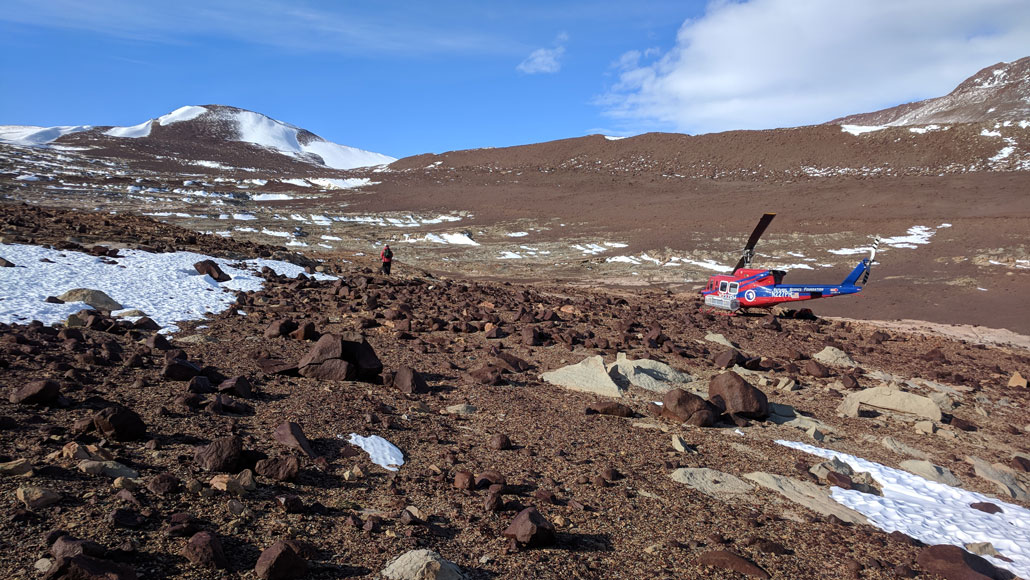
xmin=394 ymin=366 xmax=430 ymax=394
xmin=298 ymin=333 xmax=382 ymax=381
xmin=43 ymin=555 xmax=137 ymax=580
xmin=254 ymin=539 xmax=308 ymax=580
xmin=255 ymin=456 xmax=300 ymax=481
xmin=838 ymin=387 xmax=942 ymax=421
xmin=707 ymin=372 xmax=768 ymax=419
xmin=193 ymin=260 xmax=231 ymax=282
xmin=194 ymin=436 xmax=243 ymax=472
xmin=298 ymin=359 xmax=354 ymax=381
xmin=183 ymin=531 xmax=228 ymax=569
xmin=502 ymin=507 xmax=556 ymax=548
xmin=93 ymin=406 xmax=146 ymax=441
xmin=381 ymin=549 xmax=466 ymax=580
xmin=659 ymin=388 xmax=713 ymax=426
xmin=966 ymin=456 xmax=1030 ymax=500
xmin=17 ymin=486 xmax=61 ymax=509
xmin=916 ymin=545 xmax=1007 ymax=580
xmin=56 ymin=288 xmax=122 ymax=311
xmin=585 ymin=401 xmax=634 ymax=417
xmin=9 ymin=380 xmax=60 ymax=405
xmin=540 ymin=356 xmax=625 ymax=398
xmin=274 ymin=422 xmax=316 ymax=458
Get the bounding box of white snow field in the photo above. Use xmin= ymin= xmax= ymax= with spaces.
xmin=0 ymin=243 xmax=334 ymax=333
xmin=778 ymin=440 xmax=1029 ymax=578
xmin=0 ymin=124 xmax=92 ymax=146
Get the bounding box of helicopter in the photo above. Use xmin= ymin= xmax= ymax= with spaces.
xmin=700 ymin=213 xmax=878 ymax=313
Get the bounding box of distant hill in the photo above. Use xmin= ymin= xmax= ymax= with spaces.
xmin=828 ymin=57 xmax=1030 ymax=126
xmin=0 ymin=105 xmax=395 ymax=173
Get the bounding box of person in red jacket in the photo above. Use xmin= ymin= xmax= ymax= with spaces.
xmin=380 ymin=244 xmax=393 ymax=275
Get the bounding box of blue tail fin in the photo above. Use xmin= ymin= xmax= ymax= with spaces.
xmin=842 ymin=260 xmax=868 ymax=286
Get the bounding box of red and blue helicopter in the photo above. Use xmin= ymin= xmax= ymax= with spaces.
xmin=701 ymin=213 xmax=879 ymax=313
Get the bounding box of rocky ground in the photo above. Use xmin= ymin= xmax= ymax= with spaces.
xmin=1 ymin=206 xmax=1029 ymax=579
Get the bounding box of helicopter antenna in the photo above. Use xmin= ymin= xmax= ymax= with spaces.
xmin=732 ymin=213 xmax=776 ymax=273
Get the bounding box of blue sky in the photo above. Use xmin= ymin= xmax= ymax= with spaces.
xmin=2 ymin=1 xmax=1029 ymax=158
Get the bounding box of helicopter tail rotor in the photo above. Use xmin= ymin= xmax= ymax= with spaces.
xmin=861 ymin=236 xmax=880 ymax=285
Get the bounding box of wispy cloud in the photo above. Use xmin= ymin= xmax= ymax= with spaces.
xmin=517 ymin=32 xmax=568 ymax=74
xmin=0 ymin=0 xmax=509 ymax=55
xmin=599 ymin=0 xmax=1030 ymax=135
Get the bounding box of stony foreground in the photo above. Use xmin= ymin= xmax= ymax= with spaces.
xmin=1 ymin=207 xmax=1029 ymax=579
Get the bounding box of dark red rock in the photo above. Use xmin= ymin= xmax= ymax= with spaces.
xmin=264 ymin=319 xmax=298 ymax=339
xmin=698 ymin=550 xmax=770 ymax=579
xmin=43 ymin=555 xmax=137 ymax=580
xmin=489 ymin=434 xmax=512 ymax=451
xmin=475 ymin=470 xmax=506 ymax=489
xmin=256 ymin=456 xmax=300 ymax=481
xmin=951 ymin=417 xmax=978 ymax=432
xmin=183 ymin=531 xmax=228 ymax=569
xmin=145 ymin=334 xmax=171 ymax=351
xmin=194 ymin=436 xmax=243 ymax=472
xmin=218 ymin=376 xmax=253 ymax=398
xmin=468 ymin=364 xmax=504 ymax=385
xmin=298 ymin=358 xmax=354 ymax=381
xmin=707 ymin=371 xmax=768 ymax=419
xmin=93 ymin=406 xmax=146 ymax=441
xmin=9 ymin=379 xmax=60 ymax=405
xmin=803 ymin=359 xmax=831 ymax=378
xmin=274 ymin=422 xmax=316 ymax=457
xmin=50 ymin=535 xmax=108 ymax=560
xmin=394 ymin=366 xmax=430 ymax=394
xmin=297 ymin=332 xmax=382 ymax=381
xmin=254 ymin=539 xmax=308 ymax=579
xmin=163 ymin=359 xmax=202 ymax=381
xmin=107 ymin=508 xmax=145 ymax=528
xmin=660 ymin=388 xmax=710 ymax=423
xmin=970 ymin=502 xmax=1003 ymax=514
xmin=453 ymin=470 xmax=474 ymax=490
xmin=502 ymin=507 xmax=556 ymax=548
xmin=290 ymin=321 xmax=319 ymax=341
xmin=484 ymin=491 xmax=503 ymax=512
xmin=277 ymin=495 xmax=304 ymax=513
xmin=712 ymin=349 xmax=745 ymax=369
xmin=586 ymin=401 xmax=634 ymax=417
xmin=1011 ymin=456 xmax=1030 ymax=472
xmin=193 ymin=260 xmax=231 ymax=282
xmin=147 ymin=473 xmax=180 ymax=496
xmin=917 ymin=544 xmax=1005 ymax=580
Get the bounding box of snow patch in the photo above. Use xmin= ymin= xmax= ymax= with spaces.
xmin=0 ymin=124 xmax=92 ymax=146
xmin=841 ymin=125 xmax=886 ymax=135
xmin=342 ymin=434 xmax=404 ymax=471
xmin=104 ymin=120 xmax=153 ymax=138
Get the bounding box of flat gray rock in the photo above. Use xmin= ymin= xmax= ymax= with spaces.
xmin=813 ymin=346 xmax=858 ymax=367
xmin=967 ymin=456 xmax=1030 ymax=500
xmin=57 ymin=288 xmax=123 ymax=311
xmin=670 ymin=468 xmax=753 ymax=497
xmin=881 ymin=436 xmax=930 ymax=460
xmin=900 ymin=460 xmax=961 ymax=486
xmin=381 ymin=549 xmax=466 ymax=580
xmin=744 ymin=472 xmax=867 ymax=524
xmin=838 ymin=386 xmax=942 ymax=421
xmin=541 ymin=356 xmax=625 ymax=398
xmin=608 ymin=352 xmax=694 ymax=393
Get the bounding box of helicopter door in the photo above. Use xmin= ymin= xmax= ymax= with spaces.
xmin=719 ymin=281 xmax=729 ymax=294
xmin=728 ymin=282 xmax=739 ymax=295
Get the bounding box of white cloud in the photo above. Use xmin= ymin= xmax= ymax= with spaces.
xmin=599 ymin=0 xmax=1030 ymax=134
xmin=517 ymin=32 xmax=569 ymax=74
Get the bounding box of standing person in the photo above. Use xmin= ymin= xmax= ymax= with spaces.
xmin=380 ymin=244 xmax=393 ymax=275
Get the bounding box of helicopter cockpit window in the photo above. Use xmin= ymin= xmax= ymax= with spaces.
xmin=728 ymin=282 xmax=739 ymax=294
xmin=718 ymin=281 xmax=729 ymax=293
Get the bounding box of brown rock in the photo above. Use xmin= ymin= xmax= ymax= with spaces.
xmin=218 ymin=376 xmax=253 ymax=398
xmin=274 ymin=422 xmax=316 ymax=457
xmin=9 ymin=379 xmax=60 ymax=405
xmin=586 ymin=401 xmax=634 ymax=417
xmin=183 ymin=531 xmax=228 ymax=569
xmin=194 ymin=436 xmax=243 ymax=472
xmin=803 ymin=359 xmax=831 ymax=378
xmin=916 ymin=544 xmax=1006 ymax=580
xmin=93 ymin=406 xmax=146 ymax=441
xmin=453 ymin=470 xmax=474 ymax=490
xmin=502 ymin=507 xmax=556 ymax=548
xmin=970 ymin=502 xmax=1002 ymax=514
xmin=43 ymin=555 xmax=137 ymax=580
xmin=193 ymin=260 xmax=231 ymax=282
xmin=707 ymin=372 xmax=768 ymax=419
xmin=712 ymin=349 xmax=745 ymax=369
xmin=661 ymin=388 xmax=710 ymax=422
xmin=394 ymin=366 xmax=430 ymax=394
xmin=256 ymin=456 xmax=300 ymax=481
xmin=147 ymin=473 xmax=180 ymax=496
xmin=698 ymin=550 xmax=770 ymax=579
xmin=468 ymin=364 xmax=504 ymax=385
xmin=254 ymin=539 xmax=308 ymax=579
xmin=298 ymin=358 xmax=354 ymax=381
xmin=489 ymin=434 xmax=512 ymax=451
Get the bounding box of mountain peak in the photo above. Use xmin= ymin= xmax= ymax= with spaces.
xmin=829 ymin=56 xmax=1030 ymax=126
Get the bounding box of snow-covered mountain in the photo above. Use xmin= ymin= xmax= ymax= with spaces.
xmin=0 ymin=105 xmax=394 ymax=171
xmin=829 ymin=57 xmax=1030 ymax=126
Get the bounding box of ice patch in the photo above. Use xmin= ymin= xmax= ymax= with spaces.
xmin=777 ymin=440 xmax=1030 ymax=578
xmin=250 ymin=193 xmax=295 ymax=201
xmin=342 ymin=434 xmax=404 ymax=471
xmin=841 ymin=125 xmax=886 ymax=135
xmin=0 ymin=243 xmax=334 ymax=333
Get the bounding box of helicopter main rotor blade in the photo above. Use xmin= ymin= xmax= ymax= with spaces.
xmin=732 ymin=213 xmax=776 ymax=273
